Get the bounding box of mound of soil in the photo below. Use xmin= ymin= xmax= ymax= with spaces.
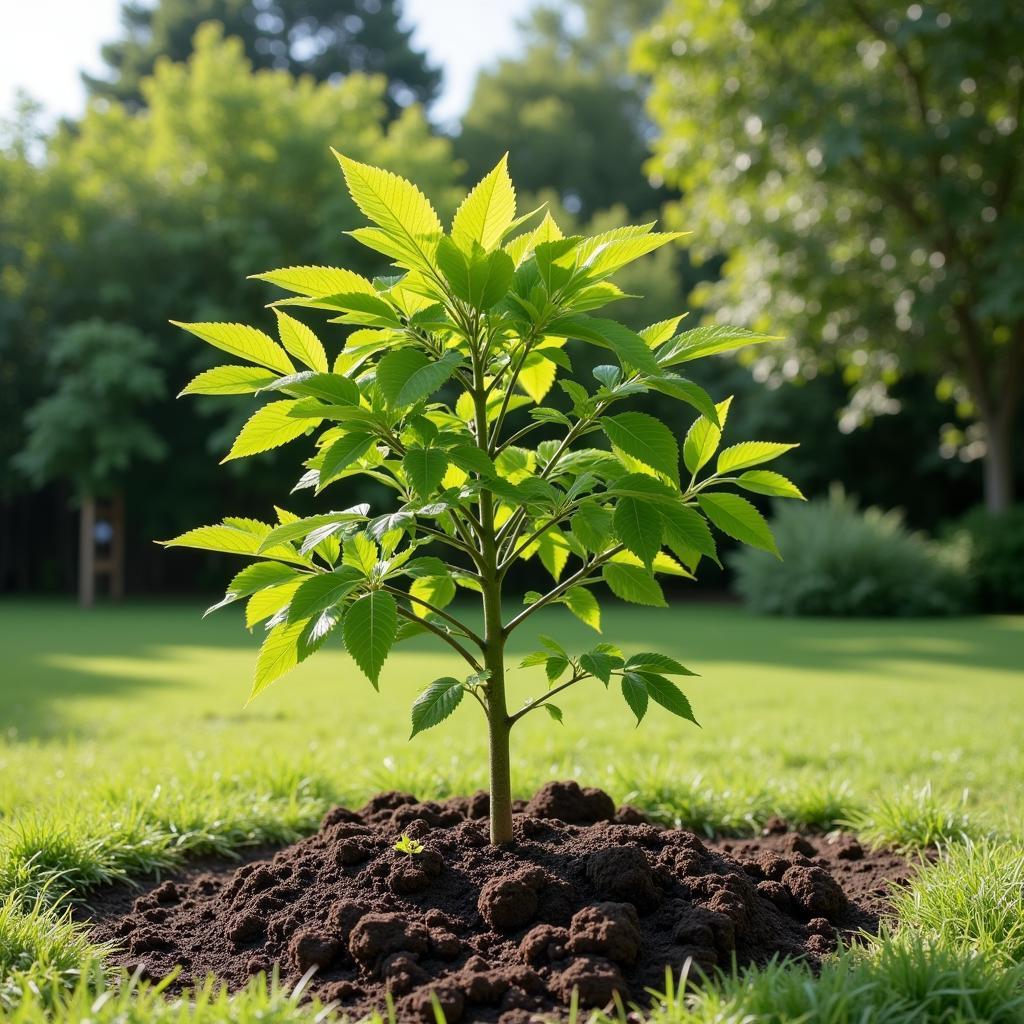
xmin=91 ymin=783 xmax=908 ymax=1022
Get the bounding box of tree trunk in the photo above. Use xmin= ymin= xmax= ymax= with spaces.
xmin=482 ymin=577 xmax=514 ymax=845
xmin=983 ymin=412 xmax=1015 ymax=513
xmin=78 ymin=494 xmax=96 ymax=608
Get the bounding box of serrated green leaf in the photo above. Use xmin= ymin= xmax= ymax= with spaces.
xmin=245 ymin=578 xmax=304 ymax=627
xmin=646 ymin=374 xmax=719 ymax=425
xmin=659 ymin=504 xmax=720 ymax=568
xmin=697 ymin=493 xmax=779 ymax=556
xmin=403 ymin=446 xmax=449 ymax=498
xmin=613 ymin=497 xmax=664 ymax=568
xmin=636 ymin=672 xmax=699 ymax=724
xmin=318 ymin=431 xmax=375 ymax=489
xmin=287 ymin=566 xmax=363 ymax=623
xmin=624 ymin=652 xmax=697 ymax=676
xmin=640 ymin=315 xmax=686 ymax=347
xmin=620 ymin=673 xmax=648 ymax=724
xmin=519 ymin=650 xmax=550 ymax=668
xmin=343 ymin=534 xmax=379 ymax=577
xmin=717 ymin=442 xmax=798 ymax=475
xmin=410 ymin=676 xmax=464 ymax=738
xmin=602 ymin=563 xmax=667 ymax=607
xmin=548 ymin=315 xmax=659 ymax=374
xmin=205 ymin=562 xmax=302 ymax=616
xmin=376 ymin=348 xmax=462 ymax=407
xmin=162 ymin=522 xmax=309 ymax=566
xmin=251 ymin=265 xmax=375 ymax=297
xmin=275 ymin=311 xmax=327 ymax=372
xmin=262 ymin=371 xmax=360 ymax=406
xmin=344 ymin=590 xmax=397 ymax=687
xmin=452 ymin=153 xmax=516 ymax=251
xmin=658 ymin=325 xmax=781 ymax=366
xmin=736 ymin=470 xmax=806 ymax=499
xmin=172 ymin=321 xmax=294 ymax=375
xmin=580 ymin=650 xmax=617 ymax=683
xmin=223 ymin=400 xmax=314 ymax=462
xmin=536 ymin=529 xmax=571 ymax=582
xmin=545 ymin=656 xmax=570 ymax=683
xmin=258 ymin=507 xmax=369 ymax=552
xmin=334 ymin=153 xmax=442 ymax=273
xmin=563 ymin=586 xmax=601 ymax=632
xmin=570 ymin=502 xmax=614 ymax=553
xmin=683 ymin=397 xmax=732 ymax=475
xmin=437 ymin=238 xmax=515 ymax=311
xmin=603 ymin=412 xmax=679 ymax=484
xmin=179 ymin=365 xmax=279 ymax=396
xmin=518 ymin=350 xmax=558 ymax=403
xmin=448 ymin=445 xmax=496 ymax=477
xmin=250 ymin=619 xmax=312 ymax=701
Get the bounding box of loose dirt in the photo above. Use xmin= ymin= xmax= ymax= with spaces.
xmin=87 ymin=782 xmax=912 ymax=1022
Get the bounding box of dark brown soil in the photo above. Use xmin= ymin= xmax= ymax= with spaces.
xmin=87 ymin=783 xmax=911 ymax=1022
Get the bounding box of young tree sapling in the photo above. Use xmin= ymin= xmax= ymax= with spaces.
xmin=164 ymin=154 xmax=803 ymax=844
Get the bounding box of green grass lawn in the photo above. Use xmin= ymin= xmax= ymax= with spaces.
xmin=1 ymin=599 xmax=1022 ymax=1021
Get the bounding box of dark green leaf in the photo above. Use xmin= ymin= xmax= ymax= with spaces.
xmin=403 ymin=447 xmax=449 ymax=498
xmin=620 ymin=673 xmax=649 ymax=724
xmin=636 ymin=672 xmax=699 ymax=724
xmin=602 ymin=563 xmax=667 ymax=606
xmin=613 ymin=497 xmax=664 ymax=567
xmin=602 ymin=412 xmax=679 ymax=484
xmin=343 ymin=590 xmax=397 ymax=687
xmin=287 ymin=566 xmax=362 ymax=622
xmin=697 ymin=493 xmax=779 ymax=557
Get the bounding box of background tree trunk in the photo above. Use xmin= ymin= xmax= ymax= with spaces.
xmin=78 ymin=494 xmax=95 ymax=608
xmin=983 ymin=414 xmax=1015 ymax=513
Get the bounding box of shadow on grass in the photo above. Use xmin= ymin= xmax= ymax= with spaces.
xmin=1 ymin=598 xmax=1021 ymax=741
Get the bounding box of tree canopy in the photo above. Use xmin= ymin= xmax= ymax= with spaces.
xmin=84 ymin=0 xmax=440 ymax=113
xmin=637 ymin=0 xmax=1024 ymax=509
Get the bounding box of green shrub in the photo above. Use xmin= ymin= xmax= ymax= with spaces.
xmin=731 ymin=487 xmax=968 ymax=616
xmin=949 ymin=506 xmax=1024 ymax=612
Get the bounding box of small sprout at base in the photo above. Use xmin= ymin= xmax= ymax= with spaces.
xmin=394 ymin=834 xmax=425 ymax=856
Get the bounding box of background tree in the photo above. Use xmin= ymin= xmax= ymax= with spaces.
xmin=1 ymin=26 xmax=458 ymax=593
xmin=84 ymin=0 xmax=440 ymax=113
xmin=637 ymin=0 xmax=1024 ymax=511
xmin=16 ymin=320 xmax=166 ymax=604
xmin=457 ymin=0 xmax=664 ymax=219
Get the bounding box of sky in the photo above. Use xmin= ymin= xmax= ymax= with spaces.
xmin=0 ymin=0 xmax=535 ymax=127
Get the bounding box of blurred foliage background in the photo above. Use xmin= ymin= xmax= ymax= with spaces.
xmin=2 ymin=0 xmax=1021 ymax=606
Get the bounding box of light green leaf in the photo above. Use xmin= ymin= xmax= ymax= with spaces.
xmin=577 ymin=228 xmax=684 ymax=279
xmin=250 ymin=619 xmax=308 ymax=701
xmin=451 ymin=154 xmax=516 ymax=251
xmin=658 ymin=325 xmax=781 ymax=365
xmin=162 ymin=522 xmax=308 ymax=566
xmin=613 ymin=496 xmax=664 ymax=568
xmin=563 ymin=586 xmax=601 ymax=632
xmin=334 ymin=153 xmax=442 ymax=272
xmin=640 ymin=315 xmax=686 ymax=347
xmin=602 ymin=563 xmax=667 ymax=607
xmin=517 ymin=350 xmax=558 ymax=403
xmin=275 ymin=311 xmax=327 ymax=372
xmin=736 ymin=470 xmax=806 ymax=500
xmin=343 ymin=590 xmax=397 ymax=688
xmin=204 ymin=562 xmax=302 ymax=616
xmin=717 ymin=442 xmax=798 ymax=474
xmin=437 ymin=239 xmax=515 ymax=311
xmin=548 ymin=315 xmax=659 ymax=374
xmin=171 ymin=321 xmax=294 ymax=375
xmin=250 ymin=265 xmax=375 ymax=297
xmin=536 ymin=529 xmax=572 ymax=582
xmin=263 ymin=371 xmax=359 ymax=406
xmin=409 ymin=574 xmax=456 ymax=617
xmin=287 ymin=566 xmax=363 ymax=623
xmin=403 ymin=446 xmax=449 ymax=498
xmin=223 ymin=400 xmax=314 ymax=462
xmin=620 ymin=673 xmax=648 ymax=724
xmin=683 ymin=397 xmax=732 ymax=475
xmin=343 ymin=534 xmax=379 ymax=577
xmin=697 ymin=493 xmax=779 ymax=557
xmin=179 ymin=365 xmax=279 ymax=396
xmin=603 ymin=412 xmax=679 ymax=484
xmin=410 ymin=676 xmax=465 ymax=738
xmin=376 ymin=349 xmax=462 ymax=407
xmin=245 ymin=578 xmax=303 ymax=627
xmin=258 ymin=507 xmax=369 ymax=552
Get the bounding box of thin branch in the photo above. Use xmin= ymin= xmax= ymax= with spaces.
xmin=503 ymin=544 xmax=623 ymax=636
xmin=396 ymin=605 xmax=482 ymax=672
xmin=510 ymin=672 xmax=588 ymax=725
xmin=382 ymin=584 xmax=484 ymax=648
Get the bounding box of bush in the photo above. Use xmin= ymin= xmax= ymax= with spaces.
xmin=949 ymin=506 xmax=1024 ymax=612
xmin=731 ymin=487 xmax=968 ymax=616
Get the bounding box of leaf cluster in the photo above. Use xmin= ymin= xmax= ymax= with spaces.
xmin=165 ymin=153 xmax=802 ymax=736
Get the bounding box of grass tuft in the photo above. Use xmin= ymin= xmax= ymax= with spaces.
xmin=845 ymin=783 xmax=985 ymax=850
xmin=889 ymin=838 xmax=1024 ymax=968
